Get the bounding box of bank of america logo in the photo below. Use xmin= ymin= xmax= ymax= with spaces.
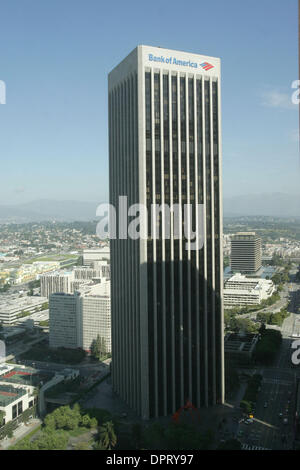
xmin=200 ymin=62 xmax=214 ymax=71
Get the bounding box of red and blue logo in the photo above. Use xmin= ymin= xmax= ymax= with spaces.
xmin=200 ymin=62 xmax=214 ymax=71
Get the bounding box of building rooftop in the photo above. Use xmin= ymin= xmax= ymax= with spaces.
xmin=235 ymin=232 xmax=256 ymax=236
xmin=0 ymin=365 xmax=53 ymax=386
xmin=224 ymin=333 xmax=259 ymax=355
xmin=77 ymin=280 xmax=110 ymax=298
xmin=0 ymin=383 xmax=27 ymax=407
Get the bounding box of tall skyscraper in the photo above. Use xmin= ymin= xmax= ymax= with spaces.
xmin=230 ymin=232 xmax=262 ymax=274
xmin=109 ymin=45 xmax=224 ymax=419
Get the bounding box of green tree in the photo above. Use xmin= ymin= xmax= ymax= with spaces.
xmin=75 ymin=441 xmax=90 ymax=450
xmin=91 ymin=335 xmax=106 ymax=360
xmin=99 ymin=421 xmax=117 ymax=450
xmin=33 ymin=430 xmax=68 ymax=450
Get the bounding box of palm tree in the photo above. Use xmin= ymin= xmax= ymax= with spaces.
xmin=99 ymin=421 xmax=117 ymax=450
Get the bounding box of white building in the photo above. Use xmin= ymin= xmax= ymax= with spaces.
xmin=40 ymin=271 xmax=74 ymax=298
xmin=82 ymin=247 xmax=110 ymax=266
xmin=0 ymin=381 xmax=35 ymax=424
xmin=41 ymin=263 xmax=110 ymax=298
xmin=12 ymin=261 xmax=60 ymax=285
xmin=0 ymin=296 xmax=48 ymax=325
xmin=223 ymin=273 xmax=275 ymax=308
xmin=0 ymin=364 xmax=44 ymax=426
xmin=49 ymin=280 xmax=111 ymax=353
xmin=74 ymin=260 xmax=110 ymax=282
xmin=78 ymin=282 xmax=111 ymax=354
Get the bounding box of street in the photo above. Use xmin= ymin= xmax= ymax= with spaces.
xmin=235 ymin=276 xmax=300 ymax=450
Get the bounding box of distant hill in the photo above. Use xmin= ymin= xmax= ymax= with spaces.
xmin=0 ymin=199 xmax=100 ymax=223
xmin=223 ymin=193 xmax=300 ymax=218
xmin=0 ymin=193 xmax=299 ymax=223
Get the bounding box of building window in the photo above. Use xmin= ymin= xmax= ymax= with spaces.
xmin=18 ymin=400 xmax=23 ymax=415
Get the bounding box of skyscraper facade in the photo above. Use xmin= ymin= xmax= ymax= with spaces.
xmin=230 ymin=232 xmax=262 ymax=274
xmin=109 ymin=45 xmax=224 ymax=419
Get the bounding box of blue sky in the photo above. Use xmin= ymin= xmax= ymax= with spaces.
xmin=0 ymin=0 xmax=298 ymax=205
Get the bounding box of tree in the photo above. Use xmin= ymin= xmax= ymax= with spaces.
xmin=75 ymin=441 xmax=90 ymax=450
xmin=259 ymin=322 xmax=266 ymax=335
xmin=0 ymin=410 xmax=5 ymax=426
xmin=33 ymin=430 xmax=68 ymax=450
xmin=233 ymin=318 xmax=259 ymax=334
xmin=44 ymin=404 xmax=82 ymax=432
xmin=99 ymin=421 xmax=117 ymax=450
xmin=44 ymin=413 xmax=56 ymax=431
xmin=91 ymin=335 xmax=106 ymax=360
xmin=80 ymin=413 xmax=97 ymax=428
xmin=253 ymin=329 xmax=282 ymax=364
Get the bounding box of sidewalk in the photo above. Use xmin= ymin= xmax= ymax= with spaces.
xmin=0 ymin=418 xmax=41 ymax=450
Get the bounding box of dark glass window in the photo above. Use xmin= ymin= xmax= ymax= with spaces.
xmin=18 ymin=400 xmax=23 ymax=415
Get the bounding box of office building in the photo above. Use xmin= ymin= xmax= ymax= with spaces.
xmin=78 ymin=282 xmax=111 ymax=354
xmin=82 ymin=247 xmax=110 ymax=266
xmin=49 ymin=281 xmax=111 ymax=353
xmin=223 ymin=273 xmax=275 ymax=308
xmin=109 ymin=45 xmax=224 ymax=418
xmin=40 ymin=271 xmax=74 ymax=298
xmin=0 ymin=295 xmax=48 ymax=325
xmin=49 ymin=293 xmax=78 ymax=349
xmin=40 ymin=263 xmax=110 ymax=298
xmin=74 ymin=261 xmax=110 ymax=282
xmin=230 ymin=232 xmax=262 ymax=274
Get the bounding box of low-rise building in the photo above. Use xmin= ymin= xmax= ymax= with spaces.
xmin=223 ymin=273 xmax=275 ymax=308
xmin=0 ymin=382 xmax=34 ymax=424
xmin=224 ymin=332 xmax=259 ymax=364
xmin=0 ymin=295 xmax=48 ymax=325
xmin=82 ymin=247 xmax=110 ymax=266
xmin=0 ymin=364 xmax=54 ymax=428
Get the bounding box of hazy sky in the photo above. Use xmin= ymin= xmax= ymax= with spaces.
xmin=0 ymin=0 xmax=298 ymax=205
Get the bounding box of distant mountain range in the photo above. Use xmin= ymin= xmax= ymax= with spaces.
xmin=223 ymin=193 xmax=300 ymax=218
xmin=0 ymin=193 xmax=299 ymax=223
xmin=0 ymin=199 xmax=100 ymax=223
